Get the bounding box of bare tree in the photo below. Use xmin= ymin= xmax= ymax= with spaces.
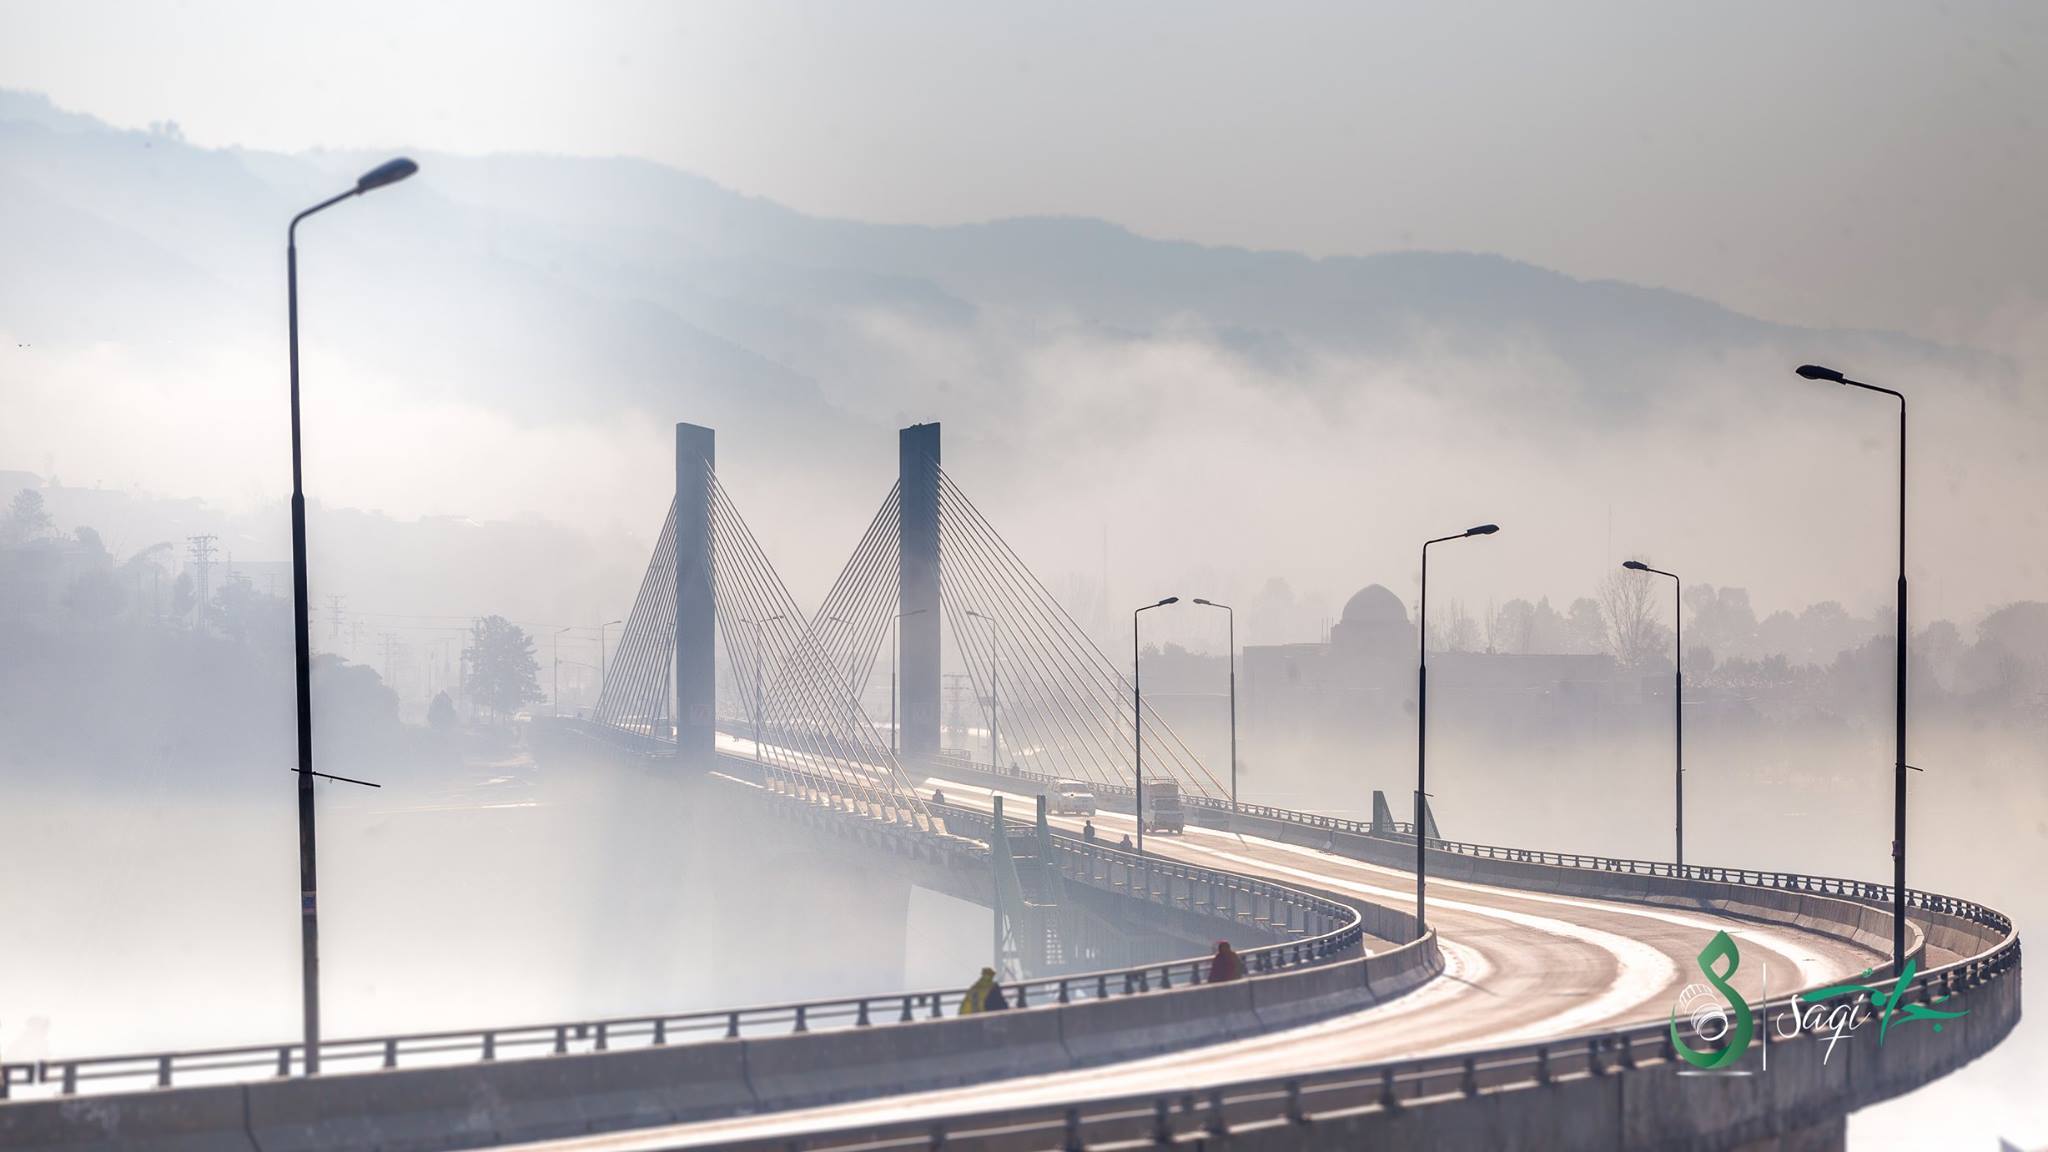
xmin=1600 ymin=562 xmax=1668 ymax=669
xmin=1439 ymin=599 xmax=1479 ymax=653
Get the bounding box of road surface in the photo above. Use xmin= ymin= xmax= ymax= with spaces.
xmin=494 ymin=770 xmax=1887 ymax=1150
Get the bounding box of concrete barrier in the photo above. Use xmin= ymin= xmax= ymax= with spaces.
xmin=239 ymin=1035 xmax=758 ymax=1152
xmin=1209 ymin=953 xmax=2021 ymax=1152
xmin=0 ymin=927 xmax=1440 ymax=1152
xmin=0 ymin=1083 xmax=256 ymax=1152
xmin=741 ymin=1006 xmax=1068 ymax=1112
xmin=1058 ymin=979 xmax=1262 ymax=1066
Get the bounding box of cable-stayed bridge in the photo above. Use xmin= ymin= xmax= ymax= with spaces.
xmin=0 ymin=422 xmax=2021 ymax=1152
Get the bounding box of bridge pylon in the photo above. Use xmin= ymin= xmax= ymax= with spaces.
xmin=676 ymin=422 xmax=717 ymax=766
xmin=898 ymin=422 xmax=942 ymax=760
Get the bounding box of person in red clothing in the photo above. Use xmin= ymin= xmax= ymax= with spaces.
xmin=1208 ymin=940 xmax=1245 ymax=982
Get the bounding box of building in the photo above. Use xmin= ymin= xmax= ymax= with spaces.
xmin=1244 ymin=582 xmax=1626 ymax=756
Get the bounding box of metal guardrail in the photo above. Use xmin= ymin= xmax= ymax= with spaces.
xmin=9 ymin=751 xmax=2012 ymax=1108
xmin=920 ymin=757 xmax=2005 ymax=929
xmin=6 ymin=785 xmax=1373 ymax=1101
xmin=732 ymin=886 xmax=2023 ymax=1151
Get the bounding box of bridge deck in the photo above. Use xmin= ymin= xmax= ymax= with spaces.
xmin=497 ymin=768 xmax=1892 ymax=1150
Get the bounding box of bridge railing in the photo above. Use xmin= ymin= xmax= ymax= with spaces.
xmin=9 ymin=788 xmax=1377 ymax=1103
xmin=720 ymin=885 xmax=2023 ymax=1152
xmin=931 ymin=798 xmax=1378 ymax=955
xmin=910 ymin=755 xmax=2000 ymax=925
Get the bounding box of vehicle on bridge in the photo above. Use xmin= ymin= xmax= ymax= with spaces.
xmin=1141 ymin=778 xmax=1185 ymax=833
xmin=1050 ymin=779 xmax=1097 ymax=816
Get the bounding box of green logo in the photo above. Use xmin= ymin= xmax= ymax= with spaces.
xmin=1798 ymin=956 xmax=1967 ymax=1057
xmin=1670 ymin=930 xmax=1754 ymax=1069
xmin=1670 ymin=931 xmax=1970 ymax=1071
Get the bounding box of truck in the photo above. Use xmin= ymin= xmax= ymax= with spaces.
xmin=1140 ymin=778 xmax=1185 ymax=834
xmin=1049 ymin=779 xmax=1096 ymax=816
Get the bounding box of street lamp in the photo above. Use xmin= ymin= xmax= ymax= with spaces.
xmin=1191 ymin=598 xmax=1237 ymax=826
xmin=1623 ymin=561 xmax=1684 ymax=867
xmin=823 ymin=615 xmax=863 ymax=697
xmin=1133 ymin=596 xmax=1179 ymax=856
xmin=891 ymin=609 xmax=926 ymax=756
xmin=285 ymin=155 xmax=416 ymax=1075
xmin=553 ymin=626 xmax=572 ymax=717
xmin=966 ymin=610 xmax=998 ymax=772
xmin=740 ymin=614 xmax=785 ymax=759
xmin=1415 ymin=524 xmax=1497 ymax=937
xmin=597 ymin=619 xmax=623 ymax=700
xmin=1794 ymin=362 xmax=1911 ymax=970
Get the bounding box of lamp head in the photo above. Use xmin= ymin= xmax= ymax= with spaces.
xmin=1465 ymin=524 xmax=1500 ymax=536
xmin=355 ymin=157 xmax=418 ymax=195
xmin=1796 ymin=364 xmax=1845 ymax=383
xmin=1192 ymin=598 xmax=1212 ymax=606
xmin=1622 ymin=560 xmax=1650 ymax=572
xmin=1158 ymin=596 xmax=1180 ymax=606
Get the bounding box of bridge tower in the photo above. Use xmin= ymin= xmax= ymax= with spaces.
xmin=899 ymin=422 xmax=942 ymax=759
xmin=676 ymin=422 xmax=717 ymax=766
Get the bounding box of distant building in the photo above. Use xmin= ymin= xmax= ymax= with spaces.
xmin=1243 ymin=582 xmax=1626 ymax=753
xmin=0 ymin=538 xmax=105 ymax=621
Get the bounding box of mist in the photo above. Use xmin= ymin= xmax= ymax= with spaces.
xmin=4 ymin=76 xmax=2046 ymax=1150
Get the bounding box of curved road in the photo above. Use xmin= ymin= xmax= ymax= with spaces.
xmin=501 ymin=772 xmax=1888 ymax=1150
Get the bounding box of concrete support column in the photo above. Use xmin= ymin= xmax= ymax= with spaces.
xmin=898 ymin=423 xmax=942 ymax=759
xmin=676 ymin=423 xmax=716 ymax=766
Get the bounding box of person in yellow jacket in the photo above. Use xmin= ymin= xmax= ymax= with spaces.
xmin=959 ymin=967 xmax=998 ymax=1015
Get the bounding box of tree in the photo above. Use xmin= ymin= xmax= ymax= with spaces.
xmin=464 ymin=615 xmax=542 ymax=721
xmin=1598 ymin=564 xmax=1671 ymax=670
xmin=2 ymin=489 xmax=54 ymax=545
xmin=311 ymin=654 xmax=404 ymax=761
xmin=1565 ymin=597 xmax=1606 ymax=655
xmin=427 ymin=690 xmax=458 ymax=730
xmin=1494 ymin=599 xmax=1534 ymax=653
xmin=63 ymin=570 xmax=125 ymax=623
xmin=170 ymin=571 xmax=195 ymax=620
xmin=1444 ymin=600 xmax=1479 ymax=653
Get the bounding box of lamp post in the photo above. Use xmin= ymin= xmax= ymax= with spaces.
xmin=286 ymin=155 xmax=417 ymax=1075
xmin=1623 ymin=561 xmax=1683 ymax=867
xmin=1415 ymin=524 xmax=1497 ymax=936
xmin=890 ymin=609 xmax=926 ymax=757
xmin=1795 ymin=363 xmax=1910 ymax=970
xmin=1133 ymin=596 xmax=1179 ymax=856
xmin=556 ymin=659 xmax=598 ymax=715
xmin=597 ymin=619 xmax=622 ymax=700
xmin=740 ymin=614 xmax=785 ymax=759
xmin=553 ymin=626 xmax=572 ymax=717
xmin=966 ymin=610 xmax=998 ymax=771
xmin=823 ymin=615 xmax=857 ymax=695
xmin=1191 ymin=598 xmax=1237 ymax=826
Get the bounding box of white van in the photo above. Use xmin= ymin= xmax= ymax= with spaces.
xmin=1050 ymin=779 xmax=1096 ymax=816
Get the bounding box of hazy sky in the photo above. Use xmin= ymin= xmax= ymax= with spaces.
xmin=3 ymin=0 xmax=2045 ymax=348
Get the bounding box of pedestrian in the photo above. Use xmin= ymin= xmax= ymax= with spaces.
xmin=1082 ymin=820 xmax=1097 ymax=843
xmin=1208 ymin=941 xmax=1245 ymax=982
xmin=1119 ymin=833 xmax=1133 ymax=850
xmin=984 ymin=979 xmax=1009 ymax=1012
xmin=932 ymin=788 xmax=947 ymax=806
xmin=959 ymin=966 xmax=997 ymax=1015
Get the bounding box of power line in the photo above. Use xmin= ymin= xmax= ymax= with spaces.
xmin=185 ymin=535 xmax=217 ymax=629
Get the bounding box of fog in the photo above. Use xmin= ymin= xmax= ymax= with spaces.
xmin=4 ymin=58 xmax=2047 ymax=1151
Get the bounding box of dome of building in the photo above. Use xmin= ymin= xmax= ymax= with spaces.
xmin=1340 ymin=584 xmax=1408 ymax=626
